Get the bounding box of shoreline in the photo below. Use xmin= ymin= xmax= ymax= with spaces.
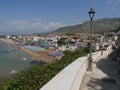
xmin=0 ymin=38 xmax=56 ymax=63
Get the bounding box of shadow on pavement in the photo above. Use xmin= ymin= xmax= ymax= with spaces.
xmin=87 ymin=77 xmax=117 ymax=90
xmin=87 ymin=51 xmax=120 ymax=90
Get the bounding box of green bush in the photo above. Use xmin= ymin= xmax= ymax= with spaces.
xmin=1 ymin=49 xmax=89 ymax=90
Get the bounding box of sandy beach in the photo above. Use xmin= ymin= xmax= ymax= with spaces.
xmin=0 ymin=38 xmax=56 ymax=63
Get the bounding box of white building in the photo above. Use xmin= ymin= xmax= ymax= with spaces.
xmin=33 ymin=36 xmax=41 ymax=42
xmin=92 ymin=43 xmax=100 ymax=51
xmin=6 ymin=35 xmax=11 ymax=40
xmin=58 ymin=45 xmax=77 ymax=51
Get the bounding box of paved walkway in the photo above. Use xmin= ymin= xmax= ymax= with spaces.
xmin=80 ymin=53 xmax=120 ymax=90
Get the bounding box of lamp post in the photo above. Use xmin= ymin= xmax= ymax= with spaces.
xmin=101 ymin=37 xmax=103 ymax=55
xmin=87 ymin=8 xmax=95 ymax=71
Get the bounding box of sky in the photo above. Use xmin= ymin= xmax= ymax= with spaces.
xmin=0 ymin=0 xmax=120 ymax=35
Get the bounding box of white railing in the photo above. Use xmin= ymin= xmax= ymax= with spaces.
xmin=40 ymin=51 xmax=101 ymax=90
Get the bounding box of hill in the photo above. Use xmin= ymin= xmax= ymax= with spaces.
xmin=51 ymin=18 xmax=120 ymax=34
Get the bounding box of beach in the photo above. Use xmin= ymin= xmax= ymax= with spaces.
xmin=0 ymin=38 xmax=56 ymax=63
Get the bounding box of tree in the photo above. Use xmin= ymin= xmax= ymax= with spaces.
xmin=57 ymin=37 xmax=66 ymax=45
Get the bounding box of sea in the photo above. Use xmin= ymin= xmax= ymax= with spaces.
xmin=0 ymin=42 xmax=44 ymax=80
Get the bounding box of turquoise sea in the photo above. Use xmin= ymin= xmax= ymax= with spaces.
xmin=0 ymin=42 xmax=43 ymax=80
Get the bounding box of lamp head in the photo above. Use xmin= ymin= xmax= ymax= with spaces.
xmin=88 ymin=8 xmax=95 ymax=19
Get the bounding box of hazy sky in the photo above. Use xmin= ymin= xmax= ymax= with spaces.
xmin=0 ymin=0 xmax=120 ymax=35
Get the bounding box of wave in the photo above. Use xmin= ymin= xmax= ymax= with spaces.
xmin=22 ymin=57 xmax=27 ymax=61
xmin=10 ymin=69 xmax=18 ymax=74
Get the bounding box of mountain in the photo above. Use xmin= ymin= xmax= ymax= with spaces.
xmin=51 ymin=18 xmax=120 ymax=34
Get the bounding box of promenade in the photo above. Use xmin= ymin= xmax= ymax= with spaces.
xmin=80 ymin=52 xmax=120 ymax=90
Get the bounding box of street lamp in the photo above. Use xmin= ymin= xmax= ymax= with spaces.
xmin=101 ymin=37 xmax=103 ymax=55
xmin=87 ymin=8 xmax=95 ymax=71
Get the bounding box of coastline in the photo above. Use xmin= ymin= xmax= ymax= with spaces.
xmin=0 ymin=38 xmax=56 ymax=63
